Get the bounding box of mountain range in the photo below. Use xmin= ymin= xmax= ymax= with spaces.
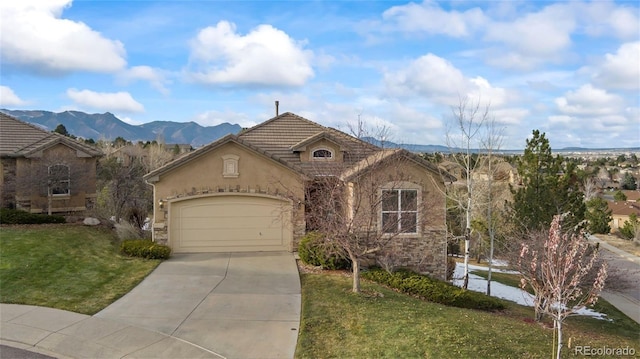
xmin=1 ymin=109 xmax=242 ymax=147
xmin=2 ymin=109 xmax=636 ymax=154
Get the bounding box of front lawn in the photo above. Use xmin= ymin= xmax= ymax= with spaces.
xmin=296 ymin=272 xmax=640 ymax=358
xmin=0 ymin=224 xmax=160 ymax=315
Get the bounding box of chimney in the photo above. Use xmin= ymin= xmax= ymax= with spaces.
xmin=275 ymin=101 xmax=279 ymax=116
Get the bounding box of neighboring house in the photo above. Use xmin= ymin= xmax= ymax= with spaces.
xmin=144 ymin=112 xmax=450 ymax=278
xmin=0 ymin=113 xmax=102 ymax=214
xmin=607 ymin=201 xmax=640 ymax=232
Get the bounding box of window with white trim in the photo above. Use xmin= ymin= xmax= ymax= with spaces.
xmin=312 ymin=148 xmax=333 ymax=160
xmin=48 ymin=164 xmax=70 ymax=196
xmin=381 ymin=189 xmax=418 ymax=234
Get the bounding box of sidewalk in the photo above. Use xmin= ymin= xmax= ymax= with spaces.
xmin=589 ymin=235 xmax=640 ymax=324
xmin=0 ymin=304 xmax=221 ymax=358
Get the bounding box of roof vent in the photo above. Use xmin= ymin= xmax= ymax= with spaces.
xmin=275 ymin=101 xmax=279 ymax=116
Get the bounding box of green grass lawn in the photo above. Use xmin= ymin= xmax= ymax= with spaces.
xmin=296 ymin=272 xmax=640 ymax=359
xmin=0 ymin=224 xmax=160 ymax=315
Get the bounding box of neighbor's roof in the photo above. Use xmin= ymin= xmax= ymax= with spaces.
xmin=608 ymin=201 xmax=640 ymax=217
xmin=0 ymin=112 xmax=102 ymax=157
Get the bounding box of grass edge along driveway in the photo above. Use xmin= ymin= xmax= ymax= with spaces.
xmin=295 ymin=272 xmax=640 ymax=359
xmin=0 ymin=224 xmax=160 ymax=315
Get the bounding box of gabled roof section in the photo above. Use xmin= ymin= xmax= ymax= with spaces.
xmin=341 ymin=148 xmax=455 ymax=183
xmin=238 ymin=112 xmax=380 ymax=175
xmin=143 ymin=134 xmax=304 ymax=183
xmin=0 ymin=112 xmax=102 ymax=157
xmin=290 ymin=131 xmax=349 ymax=152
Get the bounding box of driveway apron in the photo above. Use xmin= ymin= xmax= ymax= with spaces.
xmin=95 ymin=252 xmax=301 ymax=359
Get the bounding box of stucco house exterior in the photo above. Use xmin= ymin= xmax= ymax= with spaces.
xmin=0 ymin=113 xmax=103 ymax=214
xmin=144 ymin=112 xmax=449 ymax=278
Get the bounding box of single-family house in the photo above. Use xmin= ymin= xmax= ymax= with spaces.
xmin=144 ymin=112 xmax=450 ymax=278
xmin=0 ymin=113 xmax=103 ymax=214
xmin=608 ymin=200 xmax=640 ymax=232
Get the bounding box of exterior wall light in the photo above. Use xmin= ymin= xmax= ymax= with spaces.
xmin=159 ymin=199 xmax=164 ymax=209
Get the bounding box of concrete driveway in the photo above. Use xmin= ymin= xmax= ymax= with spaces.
xmin=95 ymin=252 xmax=301 ymax=359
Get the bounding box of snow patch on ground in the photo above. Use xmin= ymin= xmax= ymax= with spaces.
xmin=452 ymin=263 xmax=609 ymax=320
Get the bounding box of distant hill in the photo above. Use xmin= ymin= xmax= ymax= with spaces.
xmin=1 ymin=109 xmax=242 ymax=147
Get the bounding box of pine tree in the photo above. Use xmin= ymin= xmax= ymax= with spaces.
xmin=510 ymin=130 xmax=585 ymax=230
xmin=585 ymin=197 xmax=612 ymax=234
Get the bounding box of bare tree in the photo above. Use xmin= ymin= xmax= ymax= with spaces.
xmin=517 ymin=214 xmax=607 ymax=359
xmin=478 ymin=117 xmax=504 ymax=295
xmin=583 ymin=177 xmax=599 ymax=202
xmin=444 ymin=96 xmax=489 ymax=289
xmin=306 ymin=150 xmax=441 ymax=292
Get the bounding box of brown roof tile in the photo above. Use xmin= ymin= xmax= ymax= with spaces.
xmin=0 ymin=112 xmax=102 ymax=157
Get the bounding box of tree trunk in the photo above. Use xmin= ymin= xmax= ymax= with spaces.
xmin=555 ymin=319 xmax=563 ymax=359
xmin=352 ymin=257 xmax=361 ymax=293
xmin=47 ymin=188 xmax=52 ymax=216
xmin=463 ymin=227 xmax=470 ymax=289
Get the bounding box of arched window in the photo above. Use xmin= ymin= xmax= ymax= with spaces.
xmin=312 ymin=148 xmax=333 ymax=160
xmin=48 ymin=164 xmax=70 ymax=196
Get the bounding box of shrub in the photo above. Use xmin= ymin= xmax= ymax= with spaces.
xmin=298 ymin=231 xmax=350 ymax=270
xmin=362 ymin=268 xmax=505 ymax=311
xmin=446 ymin=257 xmax=457 ymax=281
xmin=120 ymin=239 xmax=171 ymax=260
xmin=0 ymin=208 xmax=65 ymax=224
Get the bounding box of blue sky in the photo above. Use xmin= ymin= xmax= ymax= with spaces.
xmin=1 ymin=0 xmax=638 ymax=149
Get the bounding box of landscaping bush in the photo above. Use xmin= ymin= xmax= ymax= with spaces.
xmin=120 ymin=239 xmax=171 ymax=260
xmin=446 ymin=257 xmax=457 ymax=281
xmin=298 ymin=231 xmax=350 ymax=270
xmin=362 ymin=268 xmax=505 ymax=311
xmin=0 ymin=208 xmax=65 ymax=224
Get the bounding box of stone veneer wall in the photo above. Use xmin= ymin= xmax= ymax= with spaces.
xmin=374 ymin=229 xmax=447 ymax=280
xmin=0 ymin=158 xmax=17 ymax=208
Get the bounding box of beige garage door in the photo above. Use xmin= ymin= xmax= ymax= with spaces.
xmin=169 ymin=194 xmax=292 ymax=253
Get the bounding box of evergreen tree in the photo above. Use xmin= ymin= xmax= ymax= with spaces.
xmin=585 ymin=197 xmax=612 ymax=234
xmin=510 ymin=130 xmax=585 ymax=230
xmin=621 ymin=172 xmax=638 ymax=190
xmin=614 ymin=190 xmax=627 ymax=201
xmin=53 ymin=124 xmax=70 ymax=137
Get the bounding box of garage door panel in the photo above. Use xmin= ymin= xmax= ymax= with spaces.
xmin=169 ymin=195 xmax=292 ymax=253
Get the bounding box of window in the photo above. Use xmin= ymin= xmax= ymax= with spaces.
xmin=381 ymin=189 xmax=418 ymax=234
xmin=222 ymin=154 xmax=239 ymax=178
xmin=48 ymin=164 xmax=70 ymax=196
xmin=312 ymin=148 xmax=333 ymax=160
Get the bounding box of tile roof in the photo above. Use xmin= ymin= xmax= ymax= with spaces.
xmin=0 ymin=112 xmax=102 ymax=157
xmin=238 ymin=112 xmax=380 ymax=175
xmin=146 ymin=112 xmax=448 ymax=182
xmin=608 ymin=201 xmax=640 ymax=216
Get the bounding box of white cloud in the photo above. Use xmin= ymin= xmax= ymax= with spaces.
xmin=382 ymin=0 xmax=487 ymax=37
xmin=384 ymin=53 xmax=509 ymax=108
xmin=187 ymin=21 xmax=314 ymax=87
xmin=0 ymin=86 xmax=27 ymax=106
xmin=66 ymin=89 xmax=144 ymax=113
xmin=579 ymin=1 xmax=640 ymax=39
xmin=193 ymin=110 xmax=254 ymax=128
xmin=118 ymin=66 xmax=171 ymax=95
xmin=0 ymin=0 xmax=126 ymax=73
xmin=555 ymin=84 xmax=624 ymax=116
xmin=486 ymin=4 xmax=574 ymax=56
xmin=589 ymin=42 xmax=640 ymax=90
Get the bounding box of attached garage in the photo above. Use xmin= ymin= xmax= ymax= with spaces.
xmin=169 ymin=194 xmax=292 ymax=253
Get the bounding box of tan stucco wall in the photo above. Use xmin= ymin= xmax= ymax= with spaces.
xmin=150 ymin=141 xmax=306 ymax=250
xmin=14 ymin=144 xmax=98 ymax=213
